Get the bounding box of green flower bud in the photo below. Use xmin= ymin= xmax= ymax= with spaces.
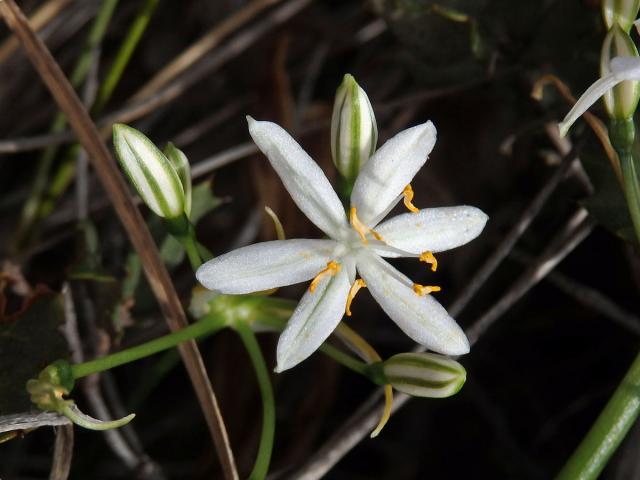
xmin=603 ymin=0 xmax=640 ymax=32
xmin=164 ymin=142 xmax=192 ymax=218
xmin=382 ymin=352 xmax=466 ymax=398
xmin=601 ymin=25 xmax=640 ymax=120
xmin=330 ymin=74 xmax=378 ymax=183
xmin=113 ymin=124 xmax=185 ymax=219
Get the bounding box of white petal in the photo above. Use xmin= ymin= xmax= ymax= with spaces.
xmin=356 ymin=252 xmax=469 ymax=355
xmin=248 ymin=118 xmax=347 ymax=239
xmin=558 ymin=57 xmax=640 ymax=137
xmin=276 ymin=263 xmax=352 ymax=372
xmin=350 ymin=121 xmax=437 ymax=226
xmin=196 ymin=239 xmax=338 ymax=294
xmin=373 ymin=206 xmax=488 ymax=256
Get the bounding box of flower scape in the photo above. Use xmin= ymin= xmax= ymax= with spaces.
xmin=196 ymin=114 xmax=488 ymax=372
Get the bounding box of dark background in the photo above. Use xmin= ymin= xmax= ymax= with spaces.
xmin=2 ymin=0 xmax=640 ymax=478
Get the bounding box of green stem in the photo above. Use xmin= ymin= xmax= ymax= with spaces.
xmin=558 ymin=119 xmax=640 ymax=479
xmin=92 ymin=0 xmax=160 ymax=113
xmin=555 ymin=351 xmax=640 ymax=480
xmin=183 ymin=233 xmax=203 ymax=271
xmin=14 ymin=0 xmax=119 ymax=248
xmin=610 ymin=118 xmax=640 ymax=244
xmin=71 ymin=313 xmax=226 ymax=379
xmin=234 ymin=322 xmax=275 ymax=480
xmin=319 ymin=343 xmax=371 ymax=378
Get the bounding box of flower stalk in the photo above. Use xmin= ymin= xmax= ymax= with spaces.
xmin=556 ymin=351 xmax=640 ymax=480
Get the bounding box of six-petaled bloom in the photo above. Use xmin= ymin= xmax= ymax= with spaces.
xmin=196 ymin=116 xmax=488 ymax=372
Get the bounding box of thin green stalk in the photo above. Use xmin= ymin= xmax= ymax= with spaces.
xmin=182 ymin=233 xmax=203 ymax=271
xmin=92 ymin=0 xmax=160 ymax=113
xmin=71 ymin=313 xmax=226 ymax=379
xmin=555 ymin=351 xmax=640 ymax=480
xmin=18 ymin=0 xmax=160 ymax=249
xmin=234 ymin=322 xmax=275 ymax=480
xmin=319 ymin=343 xmax=371 ymax=377
xmin=557 ymin=119 xmax=640 ymax=479
xmin=610 ymin=119 xmax=640 ymax=244
xmin=14 ymin=0 xmax=119 ymax=248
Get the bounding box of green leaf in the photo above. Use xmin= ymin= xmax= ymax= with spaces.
xmin=0 ymin=291 xmax=68 ymax=414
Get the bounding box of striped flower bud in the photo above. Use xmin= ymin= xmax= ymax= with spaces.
xmin=603 ymin=0 xmax=640 ymax=32
xmin=382 ymin=352 xmax=466 ymax=398
xmin=601 ymin=25 xmax=640 ymax=120
xmin=113 ymin=124 xmax=185 ymax=219
xmin=330 ymin=74 xmax=378 ymax=183
xmin=164 ymin=142 xmax=192 ymax=218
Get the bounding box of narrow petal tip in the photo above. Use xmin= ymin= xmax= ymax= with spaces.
xmin=441 ymin=331 xmax=470 ymax=356
xmin=558 ymin=121 xmax=570 ymax=138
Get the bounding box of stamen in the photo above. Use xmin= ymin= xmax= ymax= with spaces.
xmin=402 ymin=184 xmax=420 ymax=213
xmin=345 ymin=279 xmax=367 ymax=316
xmin=419 ymin=251 xmax=438 ymax=272
xmin=309 ymin=261 xmax=341 ymax=293
xmin=350 ymin=207 xmax=384 ymax=244
xmin=413 ymin=284 xmax=441 ymax=296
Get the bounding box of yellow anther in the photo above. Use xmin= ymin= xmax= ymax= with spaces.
xmin=402 ymin=184 xmax=420 ymax=213
xmin=309 ymin=261 xmax=341 ymax=293
xmin=419 ymin=251 xmax=438 ymax=272
xmin=413 ymin=284 xmax=441 ymax=296
xmin=350 ymin=207 xmax=384 ymax=244
xmin=345 ymin=279 xmax=367 ymax=316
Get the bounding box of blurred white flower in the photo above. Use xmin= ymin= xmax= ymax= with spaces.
xmin=197 ymin=117 xmax=488 ymax=372
xmin=559 ymin=52 xmax=640 ymax=137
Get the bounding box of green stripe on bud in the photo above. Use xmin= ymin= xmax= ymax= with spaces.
xmin=330 ymin=74 xmax=378 ymax=183
xmin=603 ymin=0 xmax=640 ymax=32
xmin=382 ymin=352 xmax=466 ymax=398
xmin=164 ymin=142 xmax=192 ymax=217
xmin=113 ymin=124 xmax=185 ymax=219
xmin=601 ymin=25 xmax=640 ymax=120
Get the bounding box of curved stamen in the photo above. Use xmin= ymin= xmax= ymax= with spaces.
xmin=419 ymin=251 xmax=438 ymax=272
xmin=309 ymin=261 xmax=341 ymax=292
xmin=345 ymin=279 xmax=367 ymax=316
xmin=413 ymin=284 xmax=441 ymax=296
xmin=350 ymin=207 xmax=384 ymax=244
xmin=402 ymin=184 xmax=420 ymax=213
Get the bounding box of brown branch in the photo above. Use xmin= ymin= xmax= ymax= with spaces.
xmin=49 ymin=424 xmax=74 ymax=480
xmin=0 ymin=2 xmax=238 ymax=478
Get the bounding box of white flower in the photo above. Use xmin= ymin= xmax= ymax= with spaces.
xmin=559 ymin=55 xmax=640 ymax=137
xmin=196 ymin=117 xmax=488 ymax=372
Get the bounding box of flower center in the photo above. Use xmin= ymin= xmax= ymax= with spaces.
xmin=309 ymin=261 xmax=341 ymax=292
xmin=350 ymin=207 xmax=384 ymax=244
